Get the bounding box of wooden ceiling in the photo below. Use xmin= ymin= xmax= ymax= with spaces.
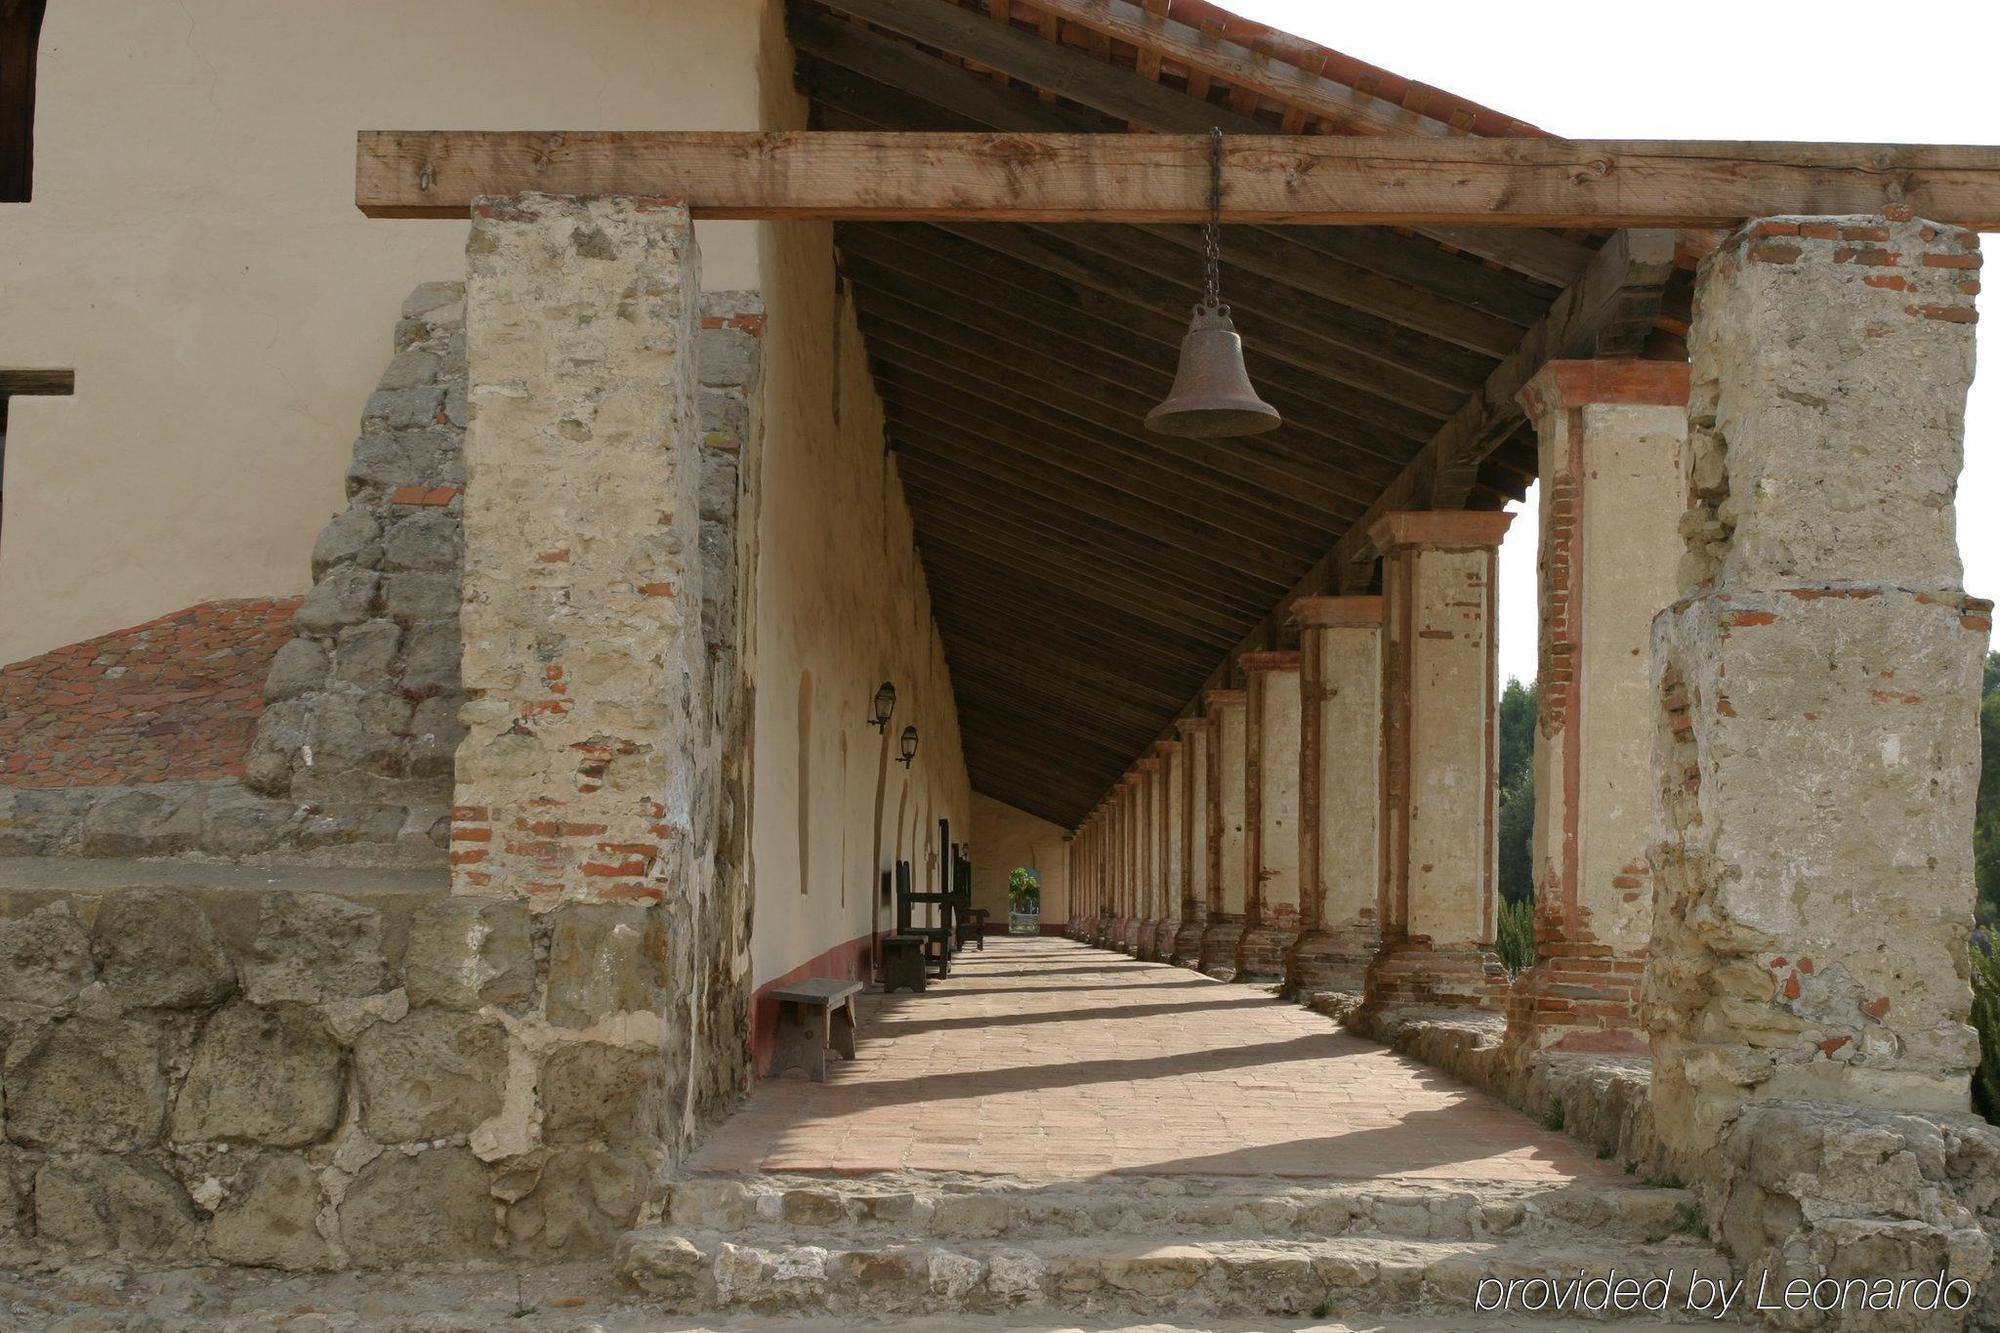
xmin=786 ymin=0 xmax=1686 ymax=826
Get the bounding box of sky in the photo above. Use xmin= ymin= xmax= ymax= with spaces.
xmin=1225 ymin=0 xmax=2000 ymax=686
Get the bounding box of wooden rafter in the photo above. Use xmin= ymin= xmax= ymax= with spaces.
xmin=355 ymin=130 xmax=2000 ymax=227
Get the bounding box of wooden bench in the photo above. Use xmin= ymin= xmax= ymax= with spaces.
xmin=880 ymin=934 xmax=928 ymax=993
xmin=958 ymin=907 xmax=990 ymax=951
xmin=769 ymin=978 xmax=862 ymax=1082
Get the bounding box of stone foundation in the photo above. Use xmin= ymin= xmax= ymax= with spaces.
xmin=0 ymin=863 xmax=680 ymax=1268
xmin=1361 ymin=940 xmax=1510 ymax=1015
xmin=1197 ymin=913 xmax=1245 ymax=979
xmin=1234 ymin=921 xmax=1294 ymax=984
xmin=1356 ymin=1006 xmax=1671 ymax=1183
xmin=0 ymin=777 xmax=444 ymax=865
xmin=1284 ymin=927 xmax=1373 ymax=997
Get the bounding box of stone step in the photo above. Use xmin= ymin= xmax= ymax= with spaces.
xmin=619 ymin=1228 xmax=1744 ymax=1323
xmin=664 ymin=1172 xmax=1705 ymax=1246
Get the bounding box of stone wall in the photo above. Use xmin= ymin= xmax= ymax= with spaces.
xmin=0 ymin=211 xmax=769 ymax=1271
xmin=0 ymin=870 xmax=681 ymax=1268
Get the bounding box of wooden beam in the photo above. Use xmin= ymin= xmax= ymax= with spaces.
xmin=848 ymin=260 xmax=1432 ymax=468
xmin=788 ymin=0 xmax=1584 ymax=278
xmin=1419 ymin=227 xmax=1678 ymax=510
xmin=793 ymin=19 xmax=1574 ymax=308
xmin=887 ymin=425 xmax=1311 ymax=584
xmin=853 ymin=317 xmax=1373 ymax=518
xmin=1018 ymin=0 xmax=1473 ymax=138
xmin=873 ymin=362 xmax=1330 ymax=537
xmin=356 ymin=131 xmax=2000 ymax=227
xmin=862 ymin=340 xmax=1332 ymax=528
xmin=811 ymin=0 xmax=1254 ymax=137
xmin=0 ymin=369 xmax=73 ymax=395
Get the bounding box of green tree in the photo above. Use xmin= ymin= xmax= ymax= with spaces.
xmin=1973 ymin=933 xmax=2000 ymax=1123
xmin=1496 ymin=678 xmax=1538 ymax=907
xmin=1977 ymin=652 xmax=2000 ymax=930
xmin=1007 ymin=867 xmax=1040 ymax=915
xmin=1973 ymin=651 xmax=1998 ymax=1124
xmin=1497 ymin=678 xmax=1538 ymax=793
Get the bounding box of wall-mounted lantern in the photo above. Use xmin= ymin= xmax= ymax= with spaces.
xmin=898 ymin=724 xmax=919 ymax=767
xmin=870 ymin=681 xmax=897 ymax=731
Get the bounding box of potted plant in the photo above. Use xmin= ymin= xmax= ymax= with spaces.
xmin=1007 ymin=868 xmax=1041 ymax=935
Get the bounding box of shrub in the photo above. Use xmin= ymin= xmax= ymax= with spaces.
xmin=1973 ymin=930 xmax=1999 ymax=1125
xmin=1007 ymin=867 xmax=1040 ymax=915
xmin=1497 ymin=896 xmax=1536 ymax=976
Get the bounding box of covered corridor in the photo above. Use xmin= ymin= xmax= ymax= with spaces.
xmin=693 ymin=936 xmax=1611 ymax=1183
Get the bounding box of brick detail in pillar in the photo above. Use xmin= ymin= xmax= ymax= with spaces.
xmin=1196 ymin=688 xmax=1249 ymax=977
xmin=1505 ymin=359 xmax=1689 ymax=1056
xmin=1648 ymin=216 xmax=1985 ymax=1162
xmin=1237 ymin=651 xmax=1302 ymax=983
xmin=1362 ymin=512 xmax=1514 ymax=1015
xmin=1286 ymin=597 xmax=1384 ymax=997
xmin=1169 ymin=716 xmax=1212 ymax=963
xmin=453 ymin=196 xmax=706 ymax=905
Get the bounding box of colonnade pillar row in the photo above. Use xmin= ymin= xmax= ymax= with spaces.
xmin=1134 ymin=754 xmax=1163 ymax=959
xmin=1361 ymin=510 xmax=1515 ymax=1014
xmin=1197 ymin=687 xmax=1251 ymax=976
xmin=1153 ymin=738 xmax=1185 ymax=963
xmin=1648 ymin=216 xmax=1987 ymax=1167
xmin=1092 ymin=801 xmax=1111 ymax=944
xmin=1120 ymin=769 xmax=1145 ymax=955
xmin=1285 ymin=596 xmax=1385 ymax=997
xmin=1105 ymin=782 xmax=1123 ymax=949
xmin=1169 ymin=716 xmax=1213 ymax=964
xmin=1236 ymin=651 xmax=1303 ymax=982
xmin=1503 ymin=358 xmax=1690 ymax=1056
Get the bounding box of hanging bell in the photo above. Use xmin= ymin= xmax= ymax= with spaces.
xmin=1145 ymin=301 xmax=1282 ymax=438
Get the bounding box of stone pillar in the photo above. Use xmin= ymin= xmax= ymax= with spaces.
xmin=1649 ymin=216 xmax=1986 ymax=1162
xmin=1169 ymin=717 xmax=1211 ymax=964
xmin=1099 ymin=799 xmax=1116 ymax=946
xmin=1106 ymin=790 xmax=1121 ymax=948
xmin=1094 ymin=807 xmax=1110 ymax=945
xmin=1363 ymin=511 xmax=1513 ymax=1013
xmin=1135 ymin=756 xmax=1163 ymax=959
xmin=455 ymin=195 xmax=706 ymax=904
xmin=1119 ymin=773 xmax=1142 ymax=954
xmin=1196 ymin=688 xmax=1249 ymax=977
xmin=1237 ymin=651 xmax=1303 ymax=982
xmin=1504 ymin=360 xmax=1689 ymax=1056
xmin=1287 ymin=597 xmax=1384 ymax=997
xmin=1155 ymin=740 xmax=1184 ymax=962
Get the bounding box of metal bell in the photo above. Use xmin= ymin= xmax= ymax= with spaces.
xmin=1144 ymin=302 xmax=1281 ymax=438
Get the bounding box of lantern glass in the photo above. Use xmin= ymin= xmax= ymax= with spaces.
xmin=898 ymin=724 xmax=919 ymax=766
xmin=870 ymin=681 xmax=897 ymax=730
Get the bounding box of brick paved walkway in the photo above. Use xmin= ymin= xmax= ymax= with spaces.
xmin=692 ymin=937 xmax=1619 ymax=1183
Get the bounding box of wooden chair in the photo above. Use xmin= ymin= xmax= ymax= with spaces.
xmin=894 ymin=856 xmax=956 ymax=979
